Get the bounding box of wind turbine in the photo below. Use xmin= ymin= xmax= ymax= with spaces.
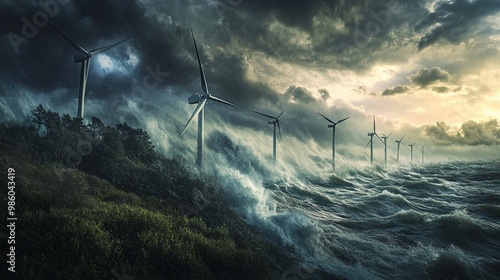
xmin=381 ymin=131 xmax=393 ymax=168
xmin=317 ymin=112 xmax=350 ymax=170
xmin=179 ymin=29 xmax=238 ymax=168
xmin=395 ymin=134 xmax=406 ymax=163
xmin=252 ymin=109 xmax=285 ymax=164
xmin=365 ymin=115 xmax=383 ymax=164
xmin=48 ymin=23 xmax=128 ymax=119
xmin=408 ymin=141 xmax=418 ymax=163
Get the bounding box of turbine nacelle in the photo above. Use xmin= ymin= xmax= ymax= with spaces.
xmin=74 ymin=53 xmax=91 ymax=63
xmin=318 ymin=113 xmax=350 ymax=128
xmin=188 ymin=93 xmax=204 ymax=104
xmin=367 ymin=115 xmax=383 ymax=142
xmin=381 ymin=131 xmax=393 ymax=140
xmin=50 ymin=22 xmax=128 ymax=64
xmin=396 ymin=140 xmax=406 ymax=145
xmin=395 ymin=134 xmax=406 ymax=145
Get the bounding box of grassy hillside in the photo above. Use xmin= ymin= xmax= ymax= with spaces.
xmin=0 ymin=105 xmax=295 ymax=279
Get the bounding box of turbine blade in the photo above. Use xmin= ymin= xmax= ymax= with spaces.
xmin=208 ymin=95 xmax=238 ymax=108
xmin=48 ymin=22 xmax=88 ymax=54
xmin=365 ymin=139 xmax=372 ymax=149
xmin=318 ymin=112 xmax=335 ymax=124
xmin=89 ymin=38 xmax=129 ymax=55
xmin=373 ymin=114 xmax=376 ymax=133
xmin=386 ymin=131 xmax=393 ymax=138
xmin=336 ymin=116 xmax=350 ymax=124
xmin=252 ymin=110 xmax=277 ymax=120
xmin=190 ymin=29 xmax=209 ymax=96
xmin=375 ymin=133 xmax=384 ymax=144
xmin=399 ymin=134 xmax=406 ymax=141
xmin=277 ymin=108 xmax=286 ymax=119
xmin=277 ymin=121 xmax=282 ymax=140
xmin=179 ymin=98 xmax=207 ymax=137
xmin=411 ymin=141 xmax=418 ymax=146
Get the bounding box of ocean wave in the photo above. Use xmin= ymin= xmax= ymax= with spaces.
xmin=427 ymin=246 xmax=484 ymax=280
xmin=206 ymin=149 xmax=500 ymax=280
xmin=391 ymin=209 xmax=427 ymax=225
xmin=431 ymin=209 xmax=492 ymax=248
xmin=477 ymin=204 xmax=500 ymax=219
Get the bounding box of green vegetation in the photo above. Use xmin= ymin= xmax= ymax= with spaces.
xmin=0 ymin=105 xmax=296 ymax=279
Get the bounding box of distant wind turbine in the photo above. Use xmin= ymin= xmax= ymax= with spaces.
xmin=252 ymin=109 xmax=285 ymax=164
xmin=179 ymin=29 xmax=238 ymax=167
xmin=409 ymin=142 xmax=418 ymax=163
xmin=365 ymin=115 xmax=383 ymax=164
xmin=317 ymin=112 xmax=350 ymax=170
xmin=49 ymin=23 xmax=129 ymax=118
xmin=381 ymin=131 xmax=393 ymax=168
xmin=395 ymin=134 xmax=406 ymax=163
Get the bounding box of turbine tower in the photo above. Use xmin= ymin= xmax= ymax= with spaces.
xmin=49 ymin=23 xmax=128 ymax=118
xmin=381 ymin=131 xmax=393 ymax=168
xmin=317 ymin=112 xmax=350 ymax=170
xmin=395 ymin=134 xmax=406 ymax=163
xmin=365 ymin=115 xmax=383 ymax=164
xmin=253 ymin=109 xmax=285 ymax=164
xmin=180 ymin=29 xmax=238 ymax=167
xmin=409 ymin=142 xmax=418 ymax=163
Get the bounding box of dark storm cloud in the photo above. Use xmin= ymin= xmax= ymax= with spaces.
xmin=0 ymin=0 xmax=463 ymax=117
xmin=223 ymin=0 xmax=428 ymax=70
xmin=425 ymin=121 xmax=455 ymax=145
xmin=408 ymin=67 xmax=452 ymax=88
xmin=416 ymin=0 xmax=500 ymax=50
xmin=426 ymin=119 xmax=500 ymax=146
xmin=0 ymin=0 xmax=201 ymax=105
xmin=2 ymin=0 xmax=497 ymax=150
xmin=284 ymin=85 xmax=317 ymax=104
xmin=197 ymin=51 xmax=281 ymax=107
xmin=2 ymin=0 xmax=492 ymax=115
xmin=242 ymin=0 xmax=324 ymax=32
xmin=461 ymin=120 xmax=500 ymax=145
xmin=381 ymin=85 xmax=411 ymax=96
xmin=1 ymin=0 xmax=302 ymax=119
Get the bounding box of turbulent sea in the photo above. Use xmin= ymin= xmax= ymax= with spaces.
xmin=240 ymin=161 xmax=500 ymax=279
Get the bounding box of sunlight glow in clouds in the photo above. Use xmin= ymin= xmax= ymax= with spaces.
xmin=97 ymin=49 xmax=139 ymax=75
xmin=97 ymin=55 xmax=115 ymax=71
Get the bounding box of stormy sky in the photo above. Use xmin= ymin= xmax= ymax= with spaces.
xmin=1 ymin=0 xmax=499 ymax=168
